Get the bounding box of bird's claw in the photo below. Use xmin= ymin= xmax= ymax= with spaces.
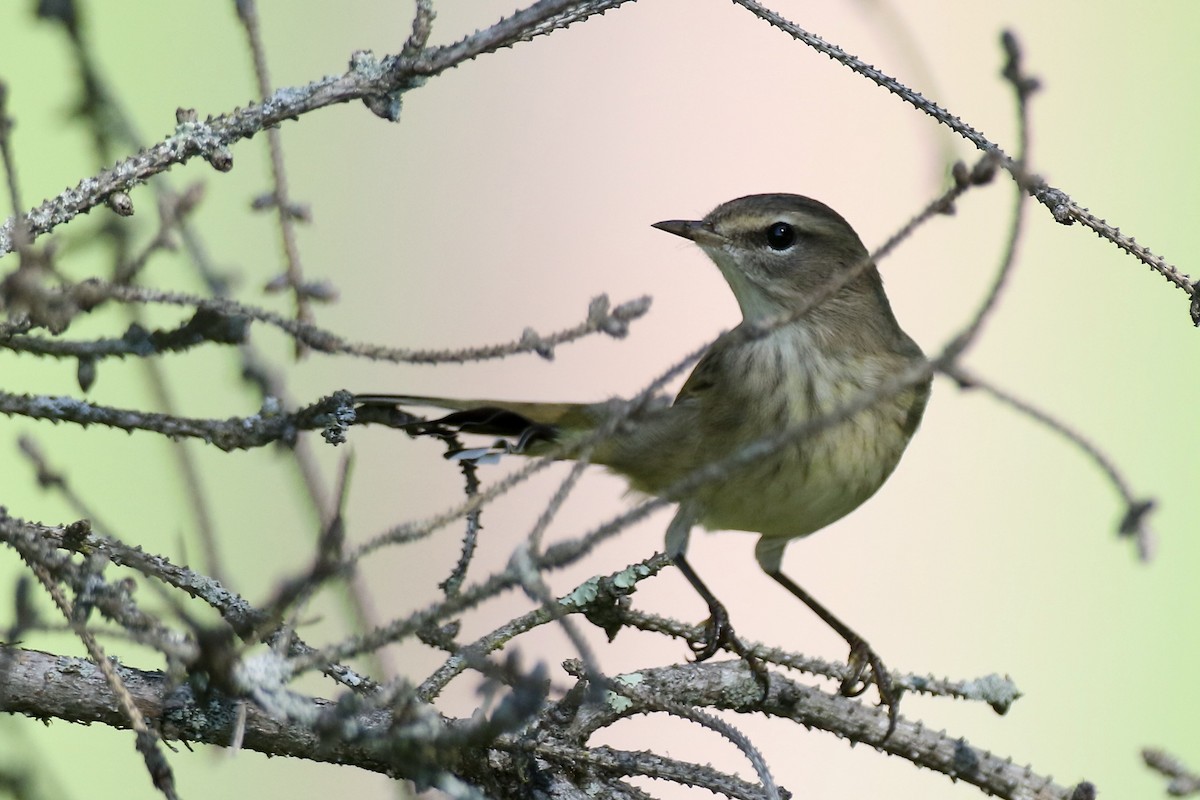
xmin=689 ymin=604 xmax=730 ymax=662
xmin=841 ymin=639 xmax=900 ymax=738
xmin=690 ymin=604 xmax=771 ymax=702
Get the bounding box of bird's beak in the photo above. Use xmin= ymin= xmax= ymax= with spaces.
xmin=652 ymin=219 xmax=725 ymax=248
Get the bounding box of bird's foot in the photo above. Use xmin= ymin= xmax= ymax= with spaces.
xmin=689 ymin=603 xmax=731 ymax=662
xmin=843 ymin=639 xmax=900 ymax=739
xmin=691 ymin=604 xmax=771 ymax=701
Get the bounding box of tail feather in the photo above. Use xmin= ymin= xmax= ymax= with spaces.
xmin=353 ymin=393 xmax=604 ymax=452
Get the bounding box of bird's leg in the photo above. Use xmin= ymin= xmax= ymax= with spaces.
xmin=670 ymin=552 xmax=732 ymax=661
xmin=765 ymin=568 xmax=900 ymax=738
xmin=666 ymin=508 xmax=770 ymax=698
xmin=665 ymin=506 xmax=724 ymax=659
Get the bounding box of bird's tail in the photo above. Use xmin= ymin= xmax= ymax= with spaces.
xmin=353 ymin=393 xmax=607 ymax=456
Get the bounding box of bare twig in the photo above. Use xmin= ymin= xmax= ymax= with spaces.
xmin=618 ymin=607 xmax=1021 ymax=711
xmin=416 ymin=0 xmax=631 ymax=74
xmin=113 ymin=183 xmax=205 ymax=285
xmin=0 ymin=510 xmax=376 ymax=693
xmin=235 ymin=0 xmax=317 ymax=348
xmin=0 ymin=0 xmax=634 ymax=256
xmin=402 ymin=0 xmax=436 ymax=58
xmin=416 ymin=556 xmax=668 ymax=701
xmin=438 ymin=430 xmax=484 ymax=598
xmin=17 ymin=435 xmax=114 ymax=532
xmin=0 ymin=80 xmax=24 ymax=231
xmin=42 ymin=280 xmax=650 ymax=363
xmin=593 ymin=665 xmax=780 ymax=800
xmin=520 ymin=741 xmax=767 ymax=800
xmin=0 ymin=388 xmax=352 ymax=451
xmin=943 ymin=366 xmax=1155 ymax=559
xmin=730 ymin=0 xmax=1197 ymax=315
xmin=1144 ymin=748 xmax=1200 ymax=797
xmin=7 ymin=532 xmax=179 ymax=799
xmin=1 ymin=305 xmax=248 ymax=360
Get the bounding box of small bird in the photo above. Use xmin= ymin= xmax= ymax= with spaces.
xmin=357 ymin=194 xmax=930 ymax=731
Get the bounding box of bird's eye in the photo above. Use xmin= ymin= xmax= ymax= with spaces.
xmin=765 ymin=221 xmax=796 ymax=250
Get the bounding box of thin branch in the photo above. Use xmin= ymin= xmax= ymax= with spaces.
xmin=521 ymin=741 xmax=767 ymax=800
xmin=402 ymin=0 xmax=436 ymax=59
xmin=0 ymin=511 xmax=377 ymax=694
xmin=0 ymin=388 xmax=352 ymax=451
xmin=35 ymin=10 xmax=234 ymax=585
xmin=1 ymin=306 xmax=248 ymax=360
xmin=348 ymin=451 xmax=562 ymax=559
xmin=37 ymin=0 xmax=144 ymax=163
xmin=873 ymin=155 xmax=997 ymax=261
xmin=506 ymin=459 xmax=613 ymax=693
xmin=731 ymin=0 xmax=1197 ymax=314
xmin=593 ymin=665 xmax=780 ymax=800
xmin=0 ymin=80 xmax=24 ymax=229
xmin=235 ymin=0 xmax=316 ymax=346
xmin=943 ymin=366 xmax=1155 ymax=559
xmin=439 ymin=430 xmax=484 ymax=598
xmin=17 ymin=435 xmax=114 ymax=533
xmin=1144 ymin=748 xmax=1200 ymax=797
xmin=113 ymin=183 xmax=206 ymax=285
xmin=942 ymin=29 xmax=1036 ymax=361
xmin=35 ymin=4 xmax=286 ymax=588
xmin=416 ymin=0 xmax=632 ymax=74
xmin=0 ymin=0 xmax=634 ymax=256
xmin=7 ymin=535 xmax=179 ymax=799
xmin=617 ymin=607 xmax=1022 ymax=712
xmin=415 ymin=556 xmax=669 ymax=702
xmin=941 ymin=161 xmax=1027 ymax=361
xmin=49 ymin=281 xmax=650 ymax=363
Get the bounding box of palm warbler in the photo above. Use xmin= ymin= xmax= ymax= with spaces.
xmin=358 ymin=194 xmax=930 ymax=730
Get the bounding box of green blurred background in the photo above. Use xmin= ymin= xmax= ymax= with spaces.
xmin=1 ymin=2 xmax=1197 ymax=798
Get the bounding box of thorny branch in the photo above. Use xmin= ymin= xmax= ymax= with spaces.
xmin=730 ymin=0 xmax=1197 ymax=319
xmin=4 ymin=0 xmax=1192 ymax=329
xmin=1 ymin=278 xmax=650 ymax=366
xmin=0 ymin=506 xmax=1062 ymax=800
xmin=0 ymin=0 xmax=632 ymax=256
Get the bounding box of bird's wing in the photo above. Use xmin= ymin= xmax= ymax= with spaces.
xmin=672 ymin=338 xmax=726 ymax=408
